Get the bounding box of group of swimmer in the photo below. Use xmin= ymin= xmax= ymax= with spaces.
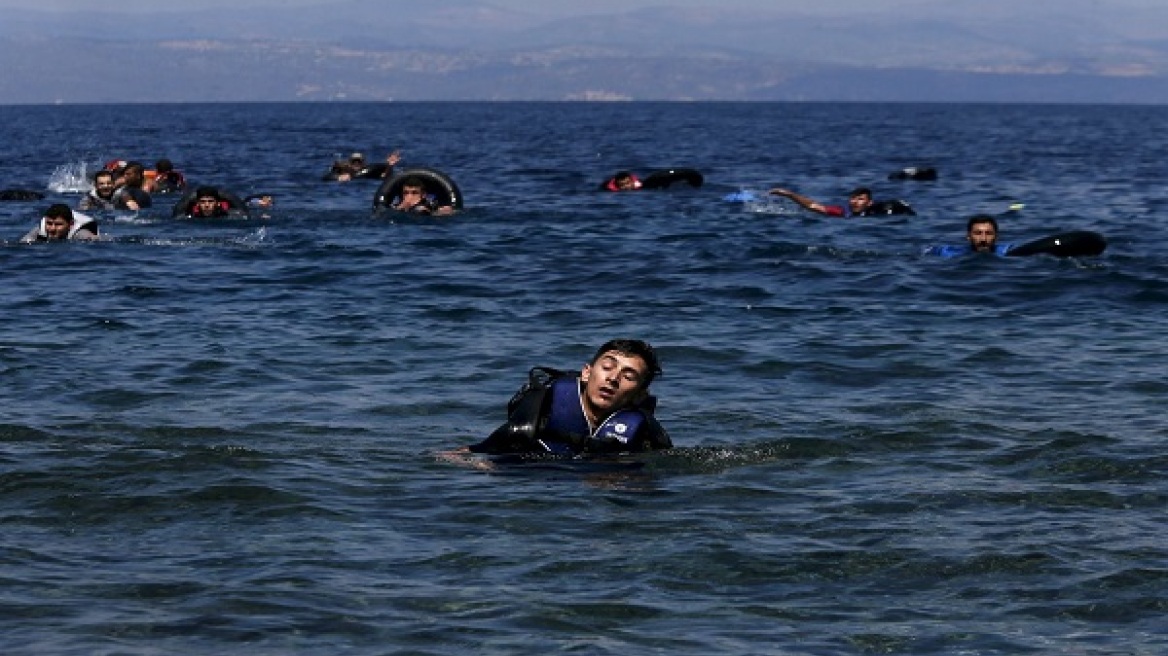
xmin=441 ymin=206 xmax=1097 ymax=465
xmin=12 ymin=157 xmax=273 ymax=241
xmin=8 ymin=154 xmax=1105 ymax=258
xmin=4 ymin=152 xmax=1110 ymax=463
xmin=10 ymin=148 xmax=465 ymax=242
xmin=12 ymin=159 xmax=182 ymax=241
xmin=770 ymin=184 xmax=1014 ymax=256
xmin=328 ymin=149 xmax=457 ymax=215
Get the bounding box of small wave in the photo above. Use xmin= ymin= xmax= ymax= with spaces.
xmin=106 ymin=227 xmax=272 ymax=249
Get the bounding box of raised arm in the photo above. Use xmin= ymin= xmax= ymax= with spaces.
xmin=382 ymin=149 xmax=402 ymax=178
xmin=769 ymin=187 xmax=832 ymax=214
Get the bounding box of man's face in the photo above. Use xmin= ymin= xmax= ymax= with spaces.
xmin=580 ymin=350 xmax=650 ymax=420
xmin=400 ymin=185 xmax=425 ymax=206
xmin=968 ymin=221 xmax=998 ymax=252
xmin=44 ymin=215 xmax=72 ymax=239
xmin=616 ymin=176 xmax=635 ymax=190
xmin=196 ymin=196 xmax=219 ymax=214
xmin=94 ymin=175 xmax=116 ymax=198
xmin=848 ymin=193 xmax=872 ymax=214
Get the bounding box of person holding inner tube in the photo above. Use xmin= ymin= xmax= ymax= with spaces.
xmin=768 ymin=186 xmax=913 ymax=217
xmin=187 ymin=187 xmax=234 ymax=219
xmin=925 ymin=214 xmax=1108 ymax=259
xmin=388 ymin=176 xmax=454 ymax=215
xmin=21 ymin=203 xmax=99 ymax=242
xmin=446 ymin=339 xmax=672 ymax=459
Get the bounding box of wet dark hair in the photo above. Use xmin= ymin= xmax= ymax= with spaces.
xmin=155 ymin=159 xmax=174 ymax=173
xmin=196 ymin=186 xmax=219 ymax=200
xmin=849 ymin=187 xmax=872 ymax=198
xmin=967 ymin=214 xmax=999 ymax=232
xmin=400 ymin=176 xmax=426 ymax=190
xmin=591 ymin=339 xmax=662 ymax=387
xmin=44 ymin=203 xmax=74 ymax=222
xmin=93 ymin=169 xmax=114 ymax=182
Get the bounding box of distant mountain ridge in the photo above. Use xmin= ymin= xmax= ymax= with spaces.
xmin=2 ymin=1 xmax=1166 ymax=103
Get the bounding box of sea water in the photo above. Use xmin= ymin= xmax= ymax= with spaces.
xmin=0 ymin=102 xmax=1166 ymax=655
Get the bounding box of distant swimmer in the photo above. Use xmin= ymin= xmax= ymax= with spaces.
xmin=602 ymin=170 xmax=642 ymax=191
xmin=78 ymin=170 xmax=118 ymax=211
xmin=326 ymin=150 xmax=400 ymax=182
xmin=386 ymin=175 xmax=455 ymax=215
xmin=112 ymin=161 xmax=153 ymax=211
xmin=325 ymin=152 xmax=368 ymax=182
xmin=769 ymin=186 xmax=915 ymax=217
xmin=372 ymin=166 xmax=462 ymax=215
xmin=924 ymin=215 xmax=1012 ymax=258
xmin=925 ymin=214 xmax=1107 ymax=259
xmin=21 ymin=203 xmax=99 ymax=242
xmin=599 ymin=168 xmax=703 ymax=192
xmin=447 ymin=339 xmax=673 ymax=459
xmin=175 ymin=186 xmax=247 ymax=219
xmin=149 ymin=158 xmax=187 ymax=194
xmin=189 ymin=187 xmax=232 ymax=218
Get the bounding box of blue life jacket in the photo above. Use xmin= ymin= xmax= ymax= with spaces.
xmin=468 ymin=368 xmax=671 ymax=456
xmin=924 ymin=243 xmax=1013 ymax=258
xmin=540 ymin=377 xmax=647 ymax=455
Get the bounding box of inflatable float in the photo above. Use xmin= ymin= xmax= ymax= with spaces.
xmin=864 ymin=199 xmax=916 ymax=216
xmin=599 ymin=168 xmax=703 ymax=191
xmin=372 ymin=166 xmax=463 ymax=212
xmin=1006 ymin=230 xmax=1107 ymax=258
xmin=888 ymin=167 xmax=938 ymax=181
xmin=642 ymin=168 xmax=703 ymax=190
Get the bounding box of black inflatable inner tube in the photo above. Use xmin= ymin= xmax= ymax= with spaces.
xmin=1006 ymin=230 xmax=1107 ymax=258
xmin=864 ymin=200 xmax=916 ymax=216
xmin=641 ymin=168 xmax=704 ymax=190
xmin=373 ymin=166 xmax=463 ymax=211
xmin=888 ymin=167 xmax=938 ymax=181
xmin=171 ymin=187 xmax=247 ymax=218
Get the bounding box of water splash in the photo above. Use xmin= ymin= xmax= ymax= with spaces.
xmin=239 ymin=226 xmax=269 ymax=245
xmin=46 ymin=160 xmax=97 ymax=194
xmin=723 ymin=188 xmax=797 ymax=215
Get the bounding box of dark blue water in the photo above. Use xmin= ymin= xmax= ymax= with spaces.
xmin=1 ymin=102 xmax=1166 ymax=655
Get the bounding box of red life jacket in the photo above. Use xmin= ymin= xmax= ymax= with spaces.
xmin=604 ymin=174 xmax=643 ymax=191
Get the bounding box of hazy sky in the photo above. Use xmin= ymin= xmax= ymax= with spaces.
xmin=4 ymin=0 xmax=1158 ymax=13
xmin=2 ymin=0 xmax=1165 ymax=30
